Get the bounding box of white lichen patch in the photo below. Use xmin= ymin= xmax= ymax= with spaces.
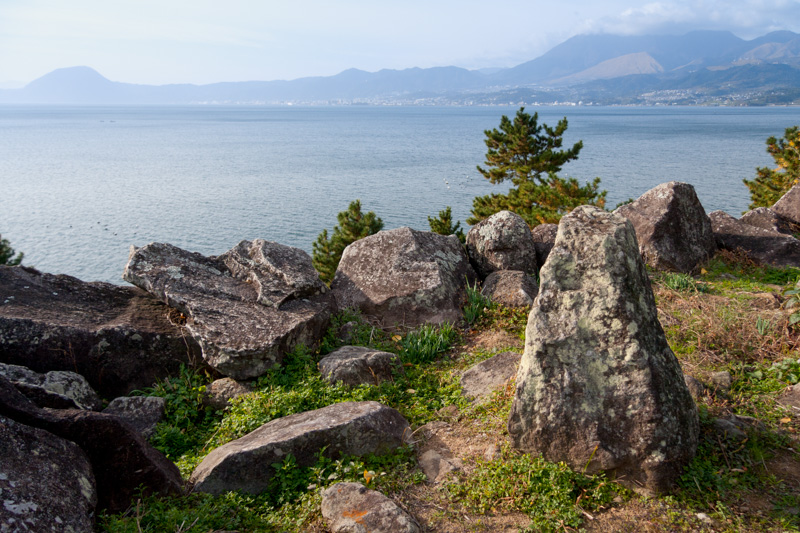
xmin=3 ymin=499 xmax=38 ymax=514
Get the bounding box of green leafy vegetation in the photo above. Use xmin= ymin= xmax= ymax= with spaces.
xmin=0 ymin=233 xmax=23 ymax=266
xmin=463 ymin=280 xmax=492 ymax=325
xmin=467 ymin=107 xmax=606 ymax=226
xmin=427 ymin=205 xmax=465 ymax=243
xmin=398 ymin=322 xmax=459 ymax=364
xmin=312 ymin=199 xmax=384 ymax=284
xmin=744 ymin=125 xmax=800 ymax=209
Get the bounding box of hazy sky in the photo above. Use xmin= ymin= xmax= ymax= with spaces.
xmin=1 ymin=0 xmax=799 ymax=85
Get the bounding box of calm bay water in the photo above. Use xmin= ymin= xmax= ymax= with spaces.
xmin=2 ymin=104 xmax=800 ymax=284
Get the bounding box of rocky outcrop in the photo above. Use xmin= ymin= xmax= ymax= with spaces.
xmin=531 ymin=223 xmax=558 ymax=267
xmin=0 ymin=414 xmax=97 ymax=533
xmin=0 ymin=375 xmax=183 ymax=513
xmin=710 ymin=210 xmax=800 ymax=267
xmin=461 ymin=351 xmax=521 ymax=402
xmin=123 ymin=241 xmax=333 ymax=380
xmin=0 ymin=362 xmax=102 ymax=411
xmin=614 ymin=182 xmax=716 ymax=272
xmin=481 ymin=270 xmax=538 ymax=308
xmin=508 ymin=206 xmax=699 ymax=495
xmin=466 ymin=211 xmax=538 ymax=279
xmin=103 ymin=396 xmax=167 ymax=439
xmin=740 ymin=207 xmax=798 ymax=235
xmin=202 ymin=377 xmax=254 ymax=411
xmin=772 ymin=184 xmax=800 ymax=225
xmin=0 ymin=266 xmax=200 ymax=397
xmin=321 ymin=482 xmax=420 ymax=533
xmin=190 ymin=401 xmax=410 ymax=495
xmin=318 ymin=346 xmax=402 ymax=386
xmin=332 ymin=228 xmax=476 ymax=328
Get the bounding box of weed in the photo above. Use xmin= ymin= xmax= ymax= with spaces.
xmin=463 ymin=280 xmax=491 ymax=325
xmin=318 ymin=308 xmax=392 ymax=355
xmin=660 ymin=272 xmax=708 ymax=293
xmin=399 ymin=323 xmax=459 ymax=364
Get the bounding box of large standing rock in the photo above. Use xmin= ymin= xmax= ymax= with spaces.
xmin=481 ymin=270 xmax=538 ymax=308
xmin=772 ymin=184 xmax=800 ymax=225
xmin=0 ymin=362 xmax=102 ymax=411
xmin=614 ymin=182 xmax=716 ymax=272
xmin=508 ymin=206 xmax=699 ymax=495
xmin=123 ymin=240 xmax=333 ymax=380
xmin=318 ymin=346 xmax=402 ymax=387
xmin=331 ymin=228 xmax=476 ymax=328
xmin=0 ymin=266 xmax=200 ymax=397
xmin=322 ymin=482 xmax=420 ymax=533
xmin=0 ymin=415 xmax=97 ymax=533
xmin=190 ymin=401 xmax=409 ymax=495
xmin=466 ymin=211 xmax=538 ymax=279
xmin=0 ymin=375 xmax=183 ymax=513
xmin=710 ymin=210 xmax=800 ymax=267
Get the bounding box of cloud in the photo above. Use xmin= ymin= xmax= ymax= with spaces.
xmin=578 ymin=0 xmax=800 ymax=38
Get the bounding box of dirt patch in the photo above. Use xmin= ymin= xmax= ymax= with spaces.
xmin=466 ymin=329 xmax=522 ymax=354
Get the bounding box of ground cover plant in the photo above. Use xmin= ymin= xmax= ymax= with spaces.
xmin=99 ymin=250 xmax=800 ymax=532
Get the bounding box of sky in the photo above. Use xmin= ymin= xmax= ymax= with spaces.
xmin=1 ymin=0 xmax=799 ymax=86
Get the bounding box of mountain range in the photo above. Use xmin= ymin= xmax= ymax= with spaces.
xmin=2 ymin=30 xmax=799 ymax=105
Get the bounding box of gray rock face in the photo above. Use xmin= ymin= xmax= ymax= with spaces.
xmin=710 ymin=210 xmax=800 ymax=267
xmin=331 ymin=228 xmax=476 ymax=328
xmin=508 ymin=206 xmax=699 ymax=495
xmin=202 ymin=377 xmax=254 ymax=411
xmin=0 ymin=362 xmax=102 ymax=411
xmin=318 ymin=346 xmax=402 ymax=387
xmin=190 ymin=401 xmax=410 ymax=495
xmin=466 ymin=211 xmax=538 ymax=279
xmin=772 ymin=184 xmax=800 ymax=225
xmin=123 ymin=241 xmax=333 ymax=380
xmin=0 ymin=266 xmax=199 ymax=398
xmin=0 ymin=375 xmax=183 ymax=513
xmin=614 ymin=181 xmax=716 ymax=272
xmin=740 ymin=207 xmax=798 ymax=235
xmin=419 ymin=448 xmax=463 ymax=484
xmin=322 ymin=482 xmax=420 ymax=533
xmin=0 ymin=415 xmax=96 ymax=533
xmin=103 ymin=396 xmax=167 ymax=439
xmin=481 ymin=270 xmax=538 ymax=308
xmin=461 ymin=351 xmax=521 ymax=402
xmin=531 ymin=223 xmax=558 ymax=268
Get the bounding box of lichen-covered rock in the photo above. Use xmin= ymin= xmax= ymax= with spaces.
xmin=740 ymin=207 xmax=798 ymax=235
xmin=202 ymin=377 xmax=254 ymax=411
xmin=466 ymin=211 xmax=538 ymax=279
xmin=0 ymin=266 xmax=200 ymax=398
xmin=772 ymin=184 xmax=800 ymax=225
xmin=190 ymin=401 xmax=410 ymax=495
xmin=103 ymin=396 xmax=167 ymax=439
xmin=318 ymin=346 xmax=402 ymax=386
xmin=508 ymin=206 xmax=699 ymax=495
xmin=123 ymin=241 xmax=333 ymax=380
xmin=0 ymin=414 xmax=96 ymax=533
xmin=322 ymin=482 xmax=420 ymax=533
xmin=0 ymin=362 xmax=102 ymax=411
xmin=710 ymin=210 xmax=800 ymax=267
xmin=531 ymin=223 xmax=558 ymax=268
xmin=331 ymin=228 xmax=476 ymax=328
xmin=0 ymin=375 xmax=183 ymax=513
xmin=481 ymin=270 xmax=538 ymax=308
xmin=461 ymin=351 xmax=521 ymax=402
xmin=614 ymin=181 xmax=716 ymax=272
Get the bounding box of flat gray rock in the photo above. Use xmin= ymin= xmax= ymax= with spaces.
xmin=508 ymin=206 xmax=699 ymax=495
xmin=466 ymin=210 xmax=538 ymax=279
xmin=103 ymin=396 xmax=167 ymax=439
xmin=190 ymin=401 xmax=410 ymax=495
xmin=332 ymin=228 xmax=476 ymax=328
xmin=322 ymin=482 xmax=420 ymax=533
xmin=710 ymin=210 xmax=800 ymax=267
xmin=0 ymin=266 xmax=199 ymax=397
xmin=318 ymin=346 xmax=402 ymax=386
xmin=461 ymin=351 xmax=521 ymax=401
xmin=123 ymin=241 xmax=333 ymax=380
xmin=481 ymin=270 xmax=538 ymax=308
xmin=202 ymin=377 xmax=254 ymax=411
xmin=531 ymin=223 xmax=558 ymax=268
xmin=772 ymin=184 xmax=800 ymax=226
xmin=615 ymin=181 xmax=716 ymax=272
xmin=740 ymin=207 xmax=798 ymax=235
xmin=0 ymin=362 xmax=102 ymax=411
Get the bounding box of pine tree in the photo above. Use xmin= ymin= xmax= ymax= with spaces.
xmin=312 ymin=200 xmax=383 ymax=284
xmin=469 ymin=107 xmax=605 ymax=226
xmin=0 ymin=234 xmax=23 ymax=266
xmin=427 ymin=206 xmax=465 ymax=243
xmin=744 ymin=126 xmax=800 ymax=209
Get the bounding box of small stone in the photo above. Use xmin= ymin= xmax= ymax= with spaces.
xmin=709 ymin=371 xmax=733 ymax=392
xmin=683 ymin=374 xmax=705 ymax=401
xmin=202 ymin=378 xmax=253 ymax=411
xmin=103 ymin=396 xmax=167 ymax=439
xmin=483 ymin=443 xmax=500 ymax=461
xmin=419 ymin=449 xmax=462 ymax=483
xmin=322 ymin=482 xmax=420 ymax=533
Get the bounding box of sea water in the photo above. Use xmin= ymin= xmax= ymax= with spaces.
xmin=2 ymin=104 xmax=800 ymax=283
